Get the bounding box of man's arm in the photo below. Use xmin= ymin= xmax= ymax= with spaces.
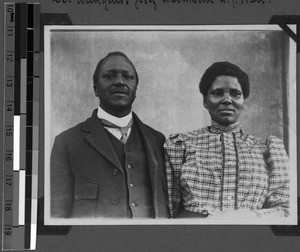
xmin=50 ymin=135 xmax=74 ymax=218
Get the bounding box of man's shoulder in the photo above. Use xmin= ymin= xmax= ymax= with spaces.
xmin=56 ymin=110 xmax=97 ymax=140
xmin=55 ymin=121 xmax=85 ymax=140
xmin=133 ymin=113 xmax=165 ymax=140
xmin=140 ymin=122 xmax=165 ymax=139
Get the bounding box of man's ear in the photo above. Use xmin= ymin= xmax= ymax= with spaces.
xmin=93 ymin=85 xmax=99 ymax=97
xmin=203 ymin=96 xmax=208 ymax=109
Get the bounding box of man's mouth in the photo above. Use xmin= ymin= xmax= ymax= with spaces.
xmin=112 ymin=89 xmax=128 ymax=95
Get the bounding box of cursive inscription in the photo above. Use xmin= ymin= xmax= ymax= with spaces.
xmin=76 ymin=0 xmax=129 ymax=11
xmin=51 ymin=0 xmax=272 ymax=11
xmin=135 ymin=0 xmax=157 ymax=10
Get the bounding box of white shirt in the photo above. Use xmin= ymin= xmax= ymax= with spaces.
xmin=97 ymin=106 xmax=132 ymax=140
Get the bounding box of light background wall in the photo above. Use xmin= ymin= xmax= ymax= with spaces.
xmin=49 ymin=28 xmax=288 ymax=147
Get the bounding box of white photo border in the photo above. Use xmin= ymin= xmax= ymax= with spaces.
xmin=44 ymin=25 xmax=297 ymax=225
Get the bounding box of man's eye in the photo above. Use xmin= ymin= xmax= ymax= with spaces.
xmin=103 ymin=74 xmax=114 ymax=79
xmin=124 ymin=74 xmax=134 ymax=80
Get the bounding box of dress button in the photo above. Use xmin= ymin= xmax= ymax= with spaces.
xmin=129 ymin=183 xmax=134 ymax=187
xmin=113 ymin=169 xmax=118 ymax=176
xmin=131 ymin=203 xmax=136 ymax=207
xmin=127 ymin=164 xmax=132 ymax=169
xmin=112 ymin=198 xmax=119 ymax=205
xmin=74 ymin=195 xmax=78 ymax=199
xmin=201 ymin=210 xmax=209 ymax=217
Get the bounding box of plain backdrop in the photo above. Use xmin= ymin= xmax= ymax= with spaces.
xmin=49 ymin=29 xmax=290 ymax=147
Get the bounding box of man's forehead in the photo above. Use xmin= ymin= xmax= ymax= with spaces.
xmin=101 ymin=55 xmax=134 ymax=69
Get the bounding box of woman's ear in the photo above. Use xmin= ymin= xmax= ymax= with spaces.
xmin=203 ymin=97 xmax=208 ymax=109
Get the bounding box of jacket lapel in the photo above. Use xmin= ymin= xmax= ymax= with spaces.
xmin=82 ymin=110 xmax=122 ymax=170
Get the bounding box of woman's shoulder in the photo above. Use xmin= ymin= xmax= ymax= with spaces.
xmin=250 ymin=135 xmax=289 ymax=164
xmin=166 ymin=127 xmax=209 ymax=144
xmin=264 ymin=135 xmax=287 ymax=155
xmin=265 ymin=135 xmax=285 ymax=145
xmin=242 ymin=132 xmax=286 ymax=152
xmin=246 ymin=133 xmax=283 ymax=144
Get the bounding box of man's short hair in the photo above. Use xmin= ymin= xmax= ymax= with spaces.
xmin=199 ymin=61 xmax=250 ymax=99
xmin=93 ymin=51 xmax=139 ymax=85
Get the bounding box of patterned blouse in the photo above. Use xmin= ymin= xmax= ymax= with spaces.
xmin=164 ymin=121 xmax=290 ymax=218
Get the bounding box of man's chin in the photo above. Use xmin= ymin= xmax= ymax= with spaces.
xmin=100 ymin=102 xmax=133 ymax=117
xmin=111 ymin=101 xmax=132 ymax=110
xmin=111 ymin=103 xmax=133 ymax=113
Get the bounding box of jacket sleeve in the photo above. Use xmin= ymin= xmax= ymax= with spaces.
xmin=164 ymin=134 xmax=186 ymax=217
xmin=50 ymin=135 xmax=74 ymax=218
xmin=254 ymin=136 xmax=290 ymax=218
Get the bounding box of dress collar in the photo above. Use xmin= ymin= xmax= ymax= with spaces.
xmin=209 ymin=120 xmax=241 ymax=134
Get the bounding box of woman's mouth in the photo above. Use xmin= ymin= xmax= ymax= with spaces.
xmin=218 ymin=109 xmax=235 ymax=114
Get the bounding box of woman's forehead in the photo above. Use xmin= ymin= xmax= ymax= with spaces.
xmin=210 ymin=75 xmax=242 ymax=89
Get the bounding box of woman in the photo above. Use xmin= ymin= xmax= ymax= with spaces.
xmin=164 ymin=61 xmax=290 ymax=220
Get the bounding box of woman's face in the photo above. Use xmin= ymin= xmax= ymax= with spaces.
xmin=204 ymin=75 xmax=244 ymax=125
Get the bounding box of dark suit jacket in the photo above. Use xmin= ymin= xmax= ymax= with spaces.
xmin=50 ymin=109 xmax=168 ymax=218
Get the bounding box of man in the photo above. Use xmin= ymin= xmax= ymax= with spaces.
xmin=50 ymin=51 xmax=168 ymax=218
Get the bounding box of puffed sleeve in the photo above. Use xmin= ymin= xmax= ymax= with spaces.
xmin=255 ymin=136 xmax=290 ymax=218
xmin=50 ymin=135 xmax=74 ymax=218
xmin=164 ymin=133 xmax=187 ymax=217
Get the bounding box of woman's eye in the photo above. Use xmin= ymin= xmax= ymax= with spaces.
xmin=211 ymin=90 xmax=223 ymax=96
xmin=231 ymin=91 xmax=242 ymax=97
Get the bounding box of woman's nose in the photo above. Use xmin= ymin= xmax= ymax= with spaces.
xmin=221 ymin=93 xmax=232 ymax=103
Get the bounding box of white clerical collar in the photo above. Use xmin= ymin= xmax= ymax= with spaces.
xmin=97 ymin=106 xmax=133 ymax=127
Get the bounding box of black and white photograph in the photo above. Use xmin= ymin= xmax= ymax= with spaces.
xmin=44 ymin=25 xmax=297 ymax=225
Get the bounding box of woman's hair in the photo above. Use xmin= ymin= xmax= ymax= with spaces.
xmin=199 ymin=61 xmax=249 ymax=99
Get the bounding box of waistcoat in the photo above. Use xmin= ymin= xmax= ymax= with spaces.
xmin=106 ymin=121 xmax=154 ymax=218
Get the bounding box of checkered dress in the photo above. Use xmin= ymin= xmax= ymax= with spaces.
xmin=164 ymin=121 xmax=290 ymax=218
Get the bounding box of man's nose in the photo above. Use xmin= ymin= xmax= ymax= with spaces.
xmin=114 ymin=74 xmax=125 ymax=85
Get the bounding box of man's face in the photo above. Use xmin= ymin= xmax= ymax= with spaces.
xmin=94 ymin=55 xmax=138 ymax=117
xmin=204 ymin=75 xmax=244 ymax=125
